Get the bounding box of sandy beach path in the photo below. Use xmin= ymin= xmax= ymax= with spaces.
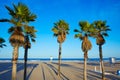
xmin=0 ymin=62 xmax=120 ymax=80
xmin=17 ymin=62 xmax=58 ymax=80
xmin=46 ymin=62 xmax=120 ymax=80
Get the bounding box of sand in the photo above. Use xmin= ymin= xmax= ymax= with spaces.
xmin=0 ymin=61 xmax=120 ymax=80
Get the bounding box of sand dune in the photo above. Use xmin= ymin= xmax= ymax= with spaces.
xmin=0 ymin=61 xmax=120 ymax=80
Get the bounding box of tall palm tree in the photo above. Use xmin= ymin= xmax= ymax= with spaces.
xmin=74 ymin=21 xmax=93 ymax=80
xmin=0 ymin=2 xmax=30 ymax=80
xmin=15 ymin=3 xmax=37 ymax=80
xmin=23 ymin=25 xmax=37 ymax=80
xmin=1 ymin=3 xmax=37 ymax=80
xmin=93 ymin=20 xmax=111 ymax=80
xmin=52 ymin=20 xmax=69 ymax=79
xmin=9 ymin=26 xmax=24 ymax=80
xmin=0 ymin=38 xmax=6 ymax=48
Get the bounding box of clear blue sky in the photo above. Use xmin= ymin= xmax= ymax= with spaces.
xmin=0 ymin=0 xmax=120 ymax=58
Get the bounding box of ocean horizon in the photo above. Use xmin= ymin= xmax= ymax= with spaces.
xmin=0 ymin=57 xmax=120 ymax=62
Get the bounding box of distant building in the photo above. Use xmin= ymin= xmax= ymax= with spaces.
xmin=50 ymin=56 xmax=53 ymax=62
xmin=109 ymin=57 xmax=116 ymax=64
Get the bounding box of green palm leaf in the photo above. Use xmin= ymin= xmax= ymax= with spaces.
xmin=5 ymin=5 xmax=15 ymax=16
xmin=52 ymin=20 xmax=69 ymax=43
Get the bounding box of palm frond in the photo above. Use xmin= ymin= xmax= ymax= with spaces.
xmin=94 ymin=20 xmax=111 ymax=40
xmin=105 ymin=26 xmax=111 ymax=31
xmin=30 ymin=33 xmax=36 ymax=38
xmin=74 ymin=34 xmax=83 ymax=40
xmin=0 ymin=38 xmax=5 ymax=43
xmin=5 ymin=5 xmax=15 ymax=16
xmin=0 ymin=19 xmax=10 ymax=22
xmin=13 ymin=3 xmax=18 ymax=13
xmin=31 ymin=38 xmax=35 ymax=42
xmin=102 ymin=33 xmax=108 ymax=36
xmin=0 ymin=44 xmax=7 ymax=48
xmin=53 ymin=34 xmax=58 ymax=37
xmin=52 ymin=20 xmax=69 ymax=43
xmin=3 ymin=44 xmax=7 ymax=46
xmin=79 ymin=21 xmax=91 ymax=33
xmin=28 ymin=13 xmax=37 ymax=21
xmin=8 ymin=27 xmax=15 ymax=34
xmin=52 ymin=27 xmax=59 ymax=34
xmin=74 ymin=29 xmax=80 ymax=32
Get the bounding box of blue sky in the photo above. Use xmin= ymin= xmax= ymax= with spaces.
xmin=0 ymin=0 xmax=120 ymax=58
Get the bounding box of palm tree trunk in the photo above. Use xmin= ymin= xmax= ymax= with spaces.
xmin=24 ymin=46 xmax=28 ymax=80
xmin=83 ymin=51 xmax=87 ymax=80
xmin=24 ymin=35 xmax=29 ymax=80
xmin=99 ymin=45 xmax=105 ymax=80
xmin=58 ymin=43 xmax=62 ymax=80
xmin=12 ymin=45 xmax=19 ymax=80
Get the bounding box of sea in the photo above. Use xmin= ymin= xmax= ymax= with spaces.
xmin=0 ymin=57 xmax=120 ymax=63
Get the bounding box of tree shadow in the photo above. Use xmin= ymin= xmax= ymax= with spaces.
xmin=0 ymin=62 xmax=38 ymax=80
xmin=87 ymin=69 xmax=120 ymax=80
xmin=87 ymin=70 xmax=102 ymax=79
xmin=0 ymin=62 xmax=12 ymax=80
xmin=45 ymin=62 xmax=70 ymax=80
xmin=26 ymin=63 xmax=38 ymax=80
xmin=17 ymin=63 xmax=39 ymax=80
xmin=52 ymin=62 xmax=72 ymax=67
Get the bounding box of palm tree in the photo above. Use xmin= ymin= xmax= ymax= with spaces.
xmin=0 ymin=38 xmax=6 ymax=48
xmin=9 ymin=26 xmax=24 ymax=80
xmin=93 ymin=20 xmax=111 ymax=80
xmin=0 ymin=3 xmax=37 ymax=80
xmin=74 ymin=21 xmax=93 ymax=80
xmin=0 ymin=2 xmax=36 ymax=80
xmin=23 ymin=25 xmax=37 ymax=80
xmin=52 ymin=20 xmax=69 ymax=79
xmin=0 ymin=2 xmax=30 ymax=80
xmin=15 ymin=3 xmax=37 ymax=80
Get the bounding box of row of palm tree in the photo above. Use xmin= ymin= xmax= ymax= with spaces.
xmin=0 ymin=2 xmax=110 ymax=80
xmin=52 ymin=20 xmax=110 ymax=80
xmin=0 ymin=2 xmax=37 ymax=80
xmin=74 ymin=21 xmax=110 ymax=80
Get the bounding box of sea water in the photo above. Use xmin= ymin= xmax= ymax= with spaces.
xmin=0 ymin=58 xmax=120 ymax=62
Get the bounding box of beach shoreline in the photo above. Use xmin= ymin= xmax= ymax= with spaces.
xmin=0 ymin=61 xmax=120 ymax=80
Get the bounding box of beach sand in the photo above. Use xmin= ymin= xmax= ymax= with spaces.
xmin=0 ymin=61 xmax=120 ymax=80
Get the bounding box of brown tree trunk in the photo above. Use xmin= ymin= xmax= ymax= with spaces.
xmin=83 ymin=51 xmax=87 ymax=80
xmin=24 ymin=46 xmax=28 ymax=80
xmin=58 ymin=43 xmax=62 ymax=80
xmin=99 ymin=45 xmax=105 ymax=80
xmin=12 ymin=45 xmax=19 ymax=80
xmin=24 ymin=35 xmax=29 ymax=80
